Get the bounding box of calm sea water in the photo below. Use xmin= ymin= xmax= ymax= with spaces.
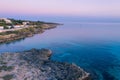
xmin=0 ymin=22 xmax=120 ymax=80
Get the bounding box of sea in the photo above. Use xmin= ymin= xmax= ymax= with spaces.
xmin=0 ymin=17 xmax=120 ymax=80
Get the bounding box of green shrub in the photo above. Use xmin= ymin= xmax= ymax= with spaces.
xmin=2 ymin=74 xmax=14 ymax=80
xmin=0 ymin=66 xmax=13 ymax=71
xmin=4 ymin=26 xmax=9 ymax=29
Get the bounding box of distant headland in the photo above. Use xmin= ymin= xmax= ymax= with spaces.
xmin=0 ymin=18 xmax=60 ymax=43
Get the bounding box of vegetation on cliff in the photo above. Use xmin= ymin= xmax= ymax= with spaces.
xmin=0 ymin=18 xmax=59 ymax=43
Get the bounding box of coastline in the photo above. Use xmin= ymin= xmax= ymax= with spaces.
xmin=0 ymin=49 xmax=90 ymax=80
xmin=0 ymin=23 xmax=59 ymax=43
xmin=0 ymin=20 xmax=91 ymax=80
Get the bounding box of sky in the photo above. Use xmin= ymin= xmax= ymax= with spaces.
xmin=0 ymin=0 xmax=120 ymax=21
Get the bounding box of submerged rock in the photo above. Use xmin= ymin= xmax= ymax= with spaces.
xmin=0 ymin=49 xmax=90 ymax=80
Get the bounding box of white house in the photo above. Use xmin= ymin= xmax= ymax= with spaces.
xmin=14 ymin=25 xmax=21 ymax=28
xmin=14 ymin=25 xmax=24 ymax=28
xmin=0 ymin=26 xmax=4 ymax=30
xmin=7 ymin=26 xmax=12 ymax=29
xmin=22 ymin=22 xmax=29 ymax=25
xmin=0 ymin=18 xmax=12 ymax=24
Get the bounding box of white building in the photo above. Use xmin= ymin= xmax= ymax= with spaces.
xmin=22 ymin=22 xmax=29 ymax=25
xmin=0 ymin=18 xmax=12 ymax=24
xmin=7 ymin=26 xmax=12 ymax=29
xmin=14 ymin=25 xmax=21 ymax=28
xmin=14 ymin=25 xmax=24 ymax=28
xmin=0 ymin=26 xmax=4 ymax=30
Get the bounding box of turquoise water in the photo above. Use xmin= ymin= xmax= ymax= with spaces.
xmin=0 ymin=22 xmax=120 ymax=80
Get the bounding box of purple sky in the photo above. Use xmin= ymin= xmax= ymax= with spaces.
xmin=0 ymin=0 xmax=120 ymax=18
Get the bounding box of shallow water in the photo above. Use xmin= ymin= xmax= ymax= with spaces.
xmin=0 ymin=22 xmax=120 ymax=80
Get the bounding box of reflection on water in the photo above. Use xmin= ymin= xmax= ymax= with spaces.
xmin=0 ymin=22 xmax=120 ymax=80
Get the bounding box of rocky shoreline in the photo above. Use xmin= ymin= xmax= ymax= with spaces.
xmin=0 ymin=49 xmax=90 ymax=80
xmin=0 ymin=23 xmax=59 ymax=43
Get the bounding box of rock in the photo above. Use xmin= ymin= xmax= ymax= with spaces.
xmin=0 ymin=49 xmax=90 ymax=80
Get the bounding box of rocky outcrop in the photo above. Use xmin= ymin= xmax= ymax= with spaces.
xmin=0 ymin=49 xmax=90 ymax=80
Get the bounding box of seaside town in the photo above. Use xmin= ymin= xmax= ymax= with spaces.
xmin=0 ymin=18 xmax=59 ymax=43
xmin=0 ymin=18 xmax=30 ymax=32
